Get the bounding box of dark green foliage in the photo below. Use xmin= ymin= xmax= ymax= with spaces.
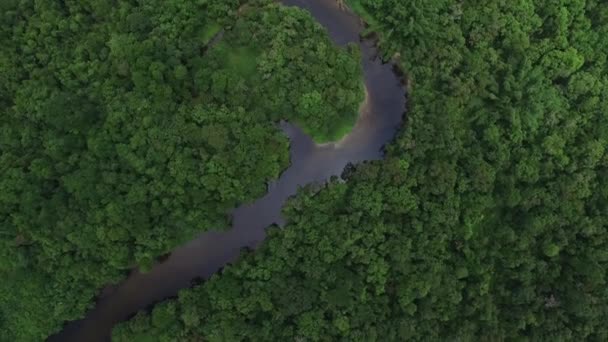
xmin=0 ymin=0 xmax=363 ymax=340
xmin=114 ymin=0 xmax=608 ymax=341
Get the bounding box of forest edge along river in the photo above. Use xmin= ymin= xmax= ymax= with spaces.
xmin=49 ymin=0 xmax=406 ymax=340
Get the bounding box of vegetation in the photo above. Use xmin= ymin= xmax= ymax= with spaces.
xmin=0 ymin=0 xmax=363 ymax=340
xmin=114 ymin=0 xmax=608 ymax=341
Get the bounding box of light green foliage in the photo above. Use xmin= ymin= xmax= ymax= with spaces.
xmin=201 ymin=22 xmax=222 ymax=45
xmin=0 ymin=0 xmax=363 ymax=340
xmin=115 ymin=0 xmax=608 ymax=341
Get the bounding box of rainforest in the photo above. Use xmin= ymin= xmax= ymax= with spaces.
xmin=1 ymin=0 xmax=607 ymax=341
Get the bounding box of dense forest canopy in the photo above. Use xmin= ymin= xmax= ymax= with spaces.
xmin=0 ymin=0 xmax=363 ymax=340
xmin=114 ymin=0 xmax=608 ymax=341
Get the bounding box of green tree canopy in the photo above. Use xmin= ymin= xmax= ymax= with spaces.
xmin=114 ymin=0 xmax=608 ymax=340
xmin=0 ymin=0 xmax=363 ymax=340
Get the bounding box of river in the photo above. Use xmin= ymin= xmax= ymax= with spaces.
xmin=49 ymin=0 xmax=405 ymax=340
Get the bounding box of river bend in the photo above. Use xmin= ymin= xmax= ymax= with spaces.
xmin=50 ymin=0 xmax=405 ymax=340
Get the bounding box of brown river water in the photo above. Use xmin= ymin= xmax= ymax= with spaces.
xmin=49 ymin=0 xmax=405 ymax=340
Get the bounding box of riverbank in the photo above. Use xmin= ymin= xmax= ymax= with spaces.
xmin=316 ymin=85 xmax=369 ymax=148
xmin=49 ymin=1 xmax=405 ymax=340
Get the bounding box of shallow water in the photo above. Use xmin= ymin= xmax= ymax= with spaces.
xmin=49 ymin=1 xmax=405 ymax=340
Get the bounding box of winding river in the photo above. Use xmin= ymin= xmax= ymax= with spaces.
xmin=50 ymin=0 xmax=405 ymax=340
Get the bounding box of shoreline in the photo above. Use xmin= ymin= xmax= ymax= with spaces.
xmin=50 ymin=0 xmax=407 ymax=340
xmin=315 ymin=85 xmax=370 ymax=149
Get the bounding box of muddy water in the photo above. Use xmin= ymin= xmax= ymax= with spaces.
xmin=50 ymin=1 xmax=405 ymax=341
